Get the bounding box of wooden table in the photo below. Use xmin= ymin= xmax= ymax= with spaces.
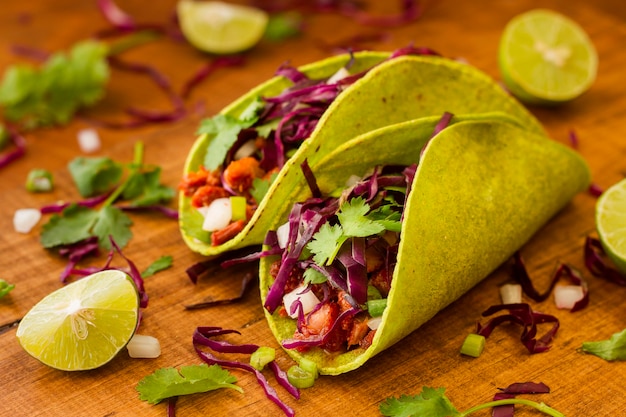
xmin=2 ymin=0 xmax=626 ymax=415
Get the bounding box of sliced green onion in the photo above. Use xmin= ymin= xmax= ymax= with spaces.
xmin=367 ymin=284 xmax=382 ymax=300
xmin=250 ymin=346 xmax=275 ymax=371
xmin=25 ymin=169 xmax=54 ymax=192
xmin=460 ymin=333 xmax=486 ymax=358
xmin=230 ymin=196 xmax=247 ymax=221
xmin=287 ymin=365 xmax=316 ymax=389
xmin=366 ymin=298 xmax=387 ymax=317
xmin=298 ymin=357 xmax=318 ymax=380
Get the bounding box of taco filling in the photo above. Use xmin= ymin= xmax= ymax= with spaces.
xmin=263 ymin=164 xmax=414 ymax=353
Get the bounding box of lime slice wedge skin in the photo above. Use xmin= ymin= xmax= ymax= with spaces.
xmin=596 ymin=178 xmax=626 ymax=275
xmin=16 ymin=270 xmax=140 ymax=371
xmin=498 ymin=8 xmax=598 ymax=105
xmin=177 ymin=0 xmax=269 ymax=55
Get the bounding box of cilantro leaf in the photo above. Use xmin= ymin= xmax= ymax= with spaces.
xmin=337 ymin=197 xmax=385 ymax=237
xmin=136 ymin=364 xmax=242 ymax=405
xmin=306 ymin=223 xmax=346 ymax=266
xmin=68 ymin=156 xmax=123 ymax=197
xmin=40 ymin=204 xmax=132 ymax=250
xmin=0 ymin=40 xmax=109 ymax=128
xmin=197 ymin=98 xmax=261 ymax=171
xmin=303 ymin=268 xmax=327 ymax=286
xmin=250 ymin=172 xmax=278 ymax=204
xmin=379 ymin=387 xmax=460 ymax=417
xmin=122 ymin=167 xmax=175 ymax=206
xmin=368 ymin=204 xmax=402 ymax=232
xmin=0 ymin=279 xmax=15 ymax=298
xmin=582 ymin=328 xmax=626 ymax=361
xmin=141 ymin=255 xmax=173 ymax=278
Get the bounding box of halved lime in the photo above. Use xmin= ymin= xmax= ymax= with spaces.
xmin=498 ymin=9 xmax=598 ymax=105
xmin=177 ymin=0 xmax=269 ymax=54
xmin=596 ymin=178 xmax=626 ymax=274
xmin=16 ymin=270 xmax=140 ymax=371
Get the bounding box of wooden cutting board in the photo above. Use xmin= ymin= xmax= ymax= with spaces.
xmin=2 ymin=0 xmax=626 ymax=415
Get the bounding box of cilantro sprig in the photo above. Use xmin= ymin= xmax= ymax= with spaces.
xmin=136 ymin=364 xmax=242 ymax=405
xmin=0 ymin=40 xmax=109 ymax=129
xmin=40 ymin=141 xmax=174 ymax=251
xmin=306 ymin=197 xmax=397 ymax=266
xmin=0 ymin=279 xmax=15 ymax=298
xmin=581 ymin=328 xmax=626 ymax=361
xmin=380 ymin=386 xmax=564 ymax=417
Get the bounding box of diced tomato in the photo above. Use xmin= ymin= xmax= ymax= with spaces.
xmin=223 ymin=157 xmax=265 ymax=194
xmin=210 ymin=219 xmax=246 ymax=246
xmin=190 ymin=185 xmax=230 ymax=208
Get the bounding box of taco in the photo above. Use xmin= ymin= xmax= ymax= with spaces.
xmin=258 ymin=116 xmax=591 ymax=375
xmin=178 ymin=51 xmax=543 ymax=257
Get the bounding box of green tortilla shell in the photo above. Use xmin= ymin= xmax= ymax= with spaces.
xmin=179 ymin=52 xmax=543 ymax=257
xmin=259 ymin=118 xmax=591 ymax=375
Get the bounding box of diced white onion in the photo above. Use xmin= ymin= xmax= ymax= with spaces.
xmin=327 ymin=67 xmax=350 ymax=84
xmin=13 ymin=208 xmax=42 ymax=233
xmin=367 ymin=316 xmax=382 ymax=330
xmin=276 ymin=222 xmax=290 ymax=249
xmin=201 ymin=198 xmax=232 ymax=231
xmin=499 ymin=283 xmax=522 ymax=304
xmin=554 ymin=285 xmax=584 ymax=310
xmin=233 ymin=139 xmax=257 ymax=160
xmin=77 ymin=128 xmax=101 ymax=153
xmin=283 ymin=284 xmax=320 ymax=319
xmin=126 ymin=334 xmax=161 ymax=358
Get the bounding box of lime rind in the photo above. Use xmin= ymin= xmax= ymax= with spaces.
xmin=596 ymin=178 xmax=626 ymax=273
xmin=16 ymin=270 xmax=139 ymax=371
xmin=498 ymin=9 xmax=598 ymax=104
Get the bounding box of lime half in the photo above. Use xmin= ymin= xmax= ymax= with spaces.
xmin=16 ymin=270 xmax=139 ymax=371
xmin=596 ymin=178 xmax=626 ymax=274
xmin=177 ymin=0 xmax=269 ymax=54
xmin=498 ymin=9 xmax=598 ymax=105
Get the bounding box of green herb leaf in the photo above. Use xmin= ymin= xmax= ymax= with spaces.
xmin=379 ymin=387 xmax=460 ymax=417
xmin=40 ymin=204 xmax=132 ymax=250
xmin=307 ymin=223 xmax=346 ymax=266
xmin=136 ymin=364 xmax=242 ymax=405
xmin=122 ymin=167 xmax=175 ymax=206
xmin=264 ymin=12 xmax=303 ymax=42
xmin=0 ymin=279 xmax=15 ymax=298
xmin=250 ymin=172 xmax=278 ymax=204
xmin=68 ymin=156 xmax=124 ymax=197
xmin=141 ymin=255 xmax=173 ymax=278
xmin=197 ymin=98 xmax=261 ymax=171
xmin=368 ymin=204 xmax=402 ymax=232
xmin=303 ymin=268 xmax=327 ymax=286
xmin=337 ymin=197 xmax=385 ymax=237
xmin=0 ymin=40 xmax=109 ymax=128
xmin=582 ymin=328 xmax=626 ymax=361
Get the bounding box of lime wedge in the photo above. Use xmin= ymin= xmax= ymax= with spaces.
xmin=16 ymin=270 xmax=139 ymax=371
xmin=596 ymin=178 xmax=626 ymax=274
xmin=177 ymin=0 xmax=269 ymax=54
xmin=498 ymin=9 xmax=598 ymax=105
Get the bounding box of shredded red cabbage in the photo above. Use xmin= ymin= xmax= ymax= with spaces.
xmin=185 ymin=272 xmax=257 ymax=310
xmin=588 ymin=183 xmax=603 ymax=197
xmin=584 ymin=236 xmax=626 ymax=286
xmin=511 ymin=251 xmax=589 ymax=312
xmin=192 ymin=326 xmax=299 ymax=417
xmin=476 ymin=303 xmax=559 ymax=354
xmin=97 ymin=0 xmax=136 ymax=31
xmin=0 ymin=127 xmax=27 ymax=170
xmin=181 ymin=56 xmax=246 ymax=99
xmin=492 ymin=382 xmax=550 ymax=417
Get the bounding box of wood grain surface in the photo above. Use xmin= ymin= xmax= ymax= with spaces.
xmin=1 ymin=1 xmax=626 ymax=416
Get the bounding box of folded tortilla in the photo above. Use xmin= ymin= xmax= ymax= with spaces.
xmin=179 ymin=52 xmax=542 ymax=257
xmin=259 ymin=117 xmax=591 ymax=375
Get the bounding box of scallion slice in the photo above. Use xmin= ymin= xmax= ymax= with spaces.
xmin=460 ymin=333 xmax=486 ymax=358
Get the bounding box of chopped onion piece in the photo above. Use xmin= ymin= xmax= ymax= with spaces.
xmin=367 ymin=316 xmax=382 ymax=330
xmin=234 ymin=139 xmax=258 ymax=160
xmin=276 ymin=222 xmax=290 ymax=249
xmin=127 ymin=334 xmax=161 ymax=358
xmin=554 ymin=285 xmax=585 ymax=310
xmin=201 ymin=198 xmax=232 ymax=231
xmin=326 ymin=67 xmax=350 ymax=84
xmin=499 ymin=283 xmax=522 ymax=304
xmin=13 ymin=208 xmax=42 ymax=233
xmin=283 ymin=284 xmax=320 ymax=318
xmin=77 ymin=128 xmax=101 ymax=153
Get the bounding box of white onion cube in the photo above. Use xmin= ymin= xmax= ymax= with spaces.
xmin=554 ymin=285 xmax=584 ymax=310
xmin=201 ymin=198 xmax=232 ymax=231
xmin=276 ymin=222 xmax=291 ymax=249
xmin=77 ymin=128 xmax=101 ymax=153
xmin=13 ymin=208 xmax=42 ymax=233
xmin=283 ymin=284 xmax=320 ymax=318
xmin=499 ymin=283 xmax=522 ymax=304
xmin=126 ymin=334 xmax=161 ymax=358
xmin=367 ymin=316 xmax=382 ymax=330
